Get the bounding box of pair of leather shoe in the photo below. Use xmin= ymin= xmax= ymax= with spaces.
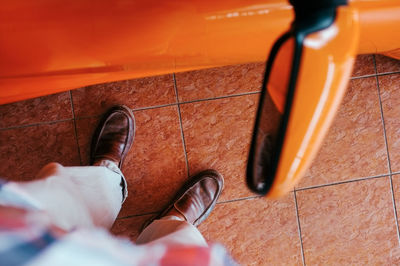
xmin=91 ymin=105 xmax=223 ymax=228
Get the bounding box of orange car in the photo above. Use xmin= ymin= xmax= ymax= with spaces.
xmin=1 ymin=0 xmax=399 ymax=197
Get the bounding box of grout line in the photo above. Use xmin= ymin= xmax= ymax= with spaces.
xmin=293 ymin=191 xmax=306 ymax=266
xmin=117 ymin=211 xmax=159 ymax=220
xmin=295 ymin=173 xmax=390 ymax=192
xmin=75 ymin=114 xmax=102 ymax=121
xmin=69 ymin=91 xmax=82 ymax=165
xmin=217 ymin=195 xmax=261 ymax=204
xmin=376 ymin=70 xmax=400 ymax=77
xmin=350 ymin=71 xmax=400 ymax=81
xmin=59 ymin=91 xmax=263 ymax=121
xmin=350 ymin=74 xmax=377 ymax=80
xmin=131 ymin=103 xmax=177 ymax=112
xmin=373 ymin=55 xmax=400 ymax=245
xmin=173 ymin=73 xmax=190 ymax=177
xmin=73 ymin=104 xmax=178 ymax=121
xmin=74 ymin=104 xmax=178 ymax=121
xmin=0 ymin=118 xmax=74 ymax=131
xmin=373 ymin=55 xmax=392 ymax=177
xmin=389 ymin=175 xmax=400 ymax=245
xmin=179 ymin=91 xmax=261 ymax=105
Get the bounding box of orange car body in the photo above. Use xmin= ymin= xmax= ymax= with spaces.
xmin=0 ymin=0 xmax=399 ymax=104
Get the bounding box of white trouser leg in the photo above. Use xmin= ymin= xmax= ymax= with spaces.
xmin=136 ymin=216 xmax=208 ymax=247
xmin=3 ymin=162 xmax=124 ymax=231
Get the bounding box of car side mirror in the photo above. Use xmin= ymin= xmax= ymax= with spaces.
xmin=247 ymin=0 xmax=359 ymax=196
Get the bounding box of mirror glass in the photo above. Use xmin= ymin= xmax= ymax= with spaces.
xmin=250 ymin=37 xmax=295 ymax=192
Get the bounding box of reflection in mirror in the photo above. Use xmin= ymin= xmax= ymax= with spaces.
xmin=251 ymin=37 xmax=295 ymax=192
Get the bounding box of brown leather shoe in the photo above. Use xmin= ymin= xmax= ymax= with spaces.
xmin=90 ymin=105 xmax=135 ymax=167
xmin=143 ymin=170 xmax=224 ymax=229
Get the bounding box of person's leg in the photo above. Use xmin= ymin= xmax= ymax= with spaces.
xmin=136 ymin=216 xmax=208 ymax=246
xmin=136 ymin=170 xmax=224 ymax=247
xmin=4 ymin=161 xmax=124 ymax=230
xmin=2 ymin=105 xmax=135 ymax=231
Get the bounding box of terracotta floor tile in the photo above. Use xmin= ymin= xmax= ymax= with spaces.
xmin=175 ymin=63 xmax=264 ymax=102
xmin=0 ymin=92 xmax=72 ymax=129
xmin=297 ymin=178 xmax=400 ymax=264
xmin=75 ymin=106 xmax=188 ymax=217
xmin=379 ymin=73 xmax=400 ymax=173
xmin=351 ymin=54 xmax=375 ymax=77
xmin=0 ymin=121 xmax=80 ymax=181
xmin=74 ymin=117 xmax=99 ymax=166
xmin=71 ymin=74 xmax=176 ymax=117
xmin=180 ymin=94 xmax=259 ymax=201
xmin=199 ymin=196 xmax=302 ymax=265
xmin=391 ymin=174 xmax=400 ymax=231
xmin=111 ymin=215 xmax=153 ymax=242
xmin=298 ymin=77 xmax=388 ymax=188
xmin=375 ymin=54 xmax=400 ymax=74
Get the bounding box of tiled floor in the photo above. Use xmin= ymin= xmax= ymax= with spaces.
xmin=1 ymin=54 xmax=400 ymax=264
